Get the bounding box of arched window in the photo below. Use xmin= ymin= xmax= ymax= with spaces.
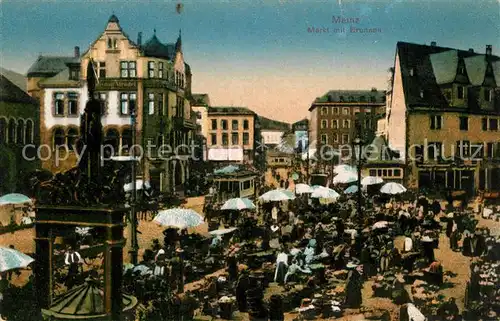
xmin=121 ymin=128 xmax=132 ymax=153
xmin=53 ymin=128 xmax=65 ymax=149
xmin=105 ymin=128 xmax=119 ymax=154
xmin=67 ymin=128 xmax=79 ymax=151
xmin=0 ymin=118 xmax=6 ymax=144
xmin=16 ymin=119 xmax=24 ymax=144
xmin=8 ymin=119 xmax=16 ymax=144
xmin=25 ymin=120 xmax=33 ymax=144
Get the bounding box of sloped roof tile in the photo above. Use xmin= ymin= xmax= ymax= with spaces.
xmin=463 ymin=55 xmax=487 ymax=86
xmin=27 ymin=56 xmax=78 ymax=76
xmin=0 ymin=75 xmax=37 ymax=104
xmin=429 ymin=50 xmax=458 ymax=85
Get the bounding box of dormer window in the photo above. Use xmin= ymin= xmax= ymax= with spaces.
xmin=484 ymin=88 xmax=493 ymax=102
xmin=457 ymin=86 xmax=465 ymax=99
xmin=348 ymin=96 xmax=355 ymax=102
xmin=69 ymin=68 xmax=80 ymax=81
xmin=339 ymin=96 xmax=345 ymax=102
xmin=458 ymin=66 xmax=465 ymax=75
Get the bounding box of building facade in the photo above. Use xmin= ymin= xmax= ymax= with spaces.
xmin=206 ymin=107 xmax=257 ymax=164
xmin=259 ymin=116 xmax=290 ymax=148
xmin=309 ymin=89 xmax=386 ymax=163
xmin=0 ymin=72 xmax=40 ymax=194
xmin=386 ymin=41 xmax=500 ymax=194
xmin=27 ymin=15 xmax=195 ymax=193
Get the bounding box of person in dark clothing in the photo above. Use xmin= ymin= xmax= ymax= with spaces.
xmin=437 ymin=297 xmax=459 ymax=321
xmin=446 ymin=219 xmax=454 ymax=238
xmin=268 ymin=295 xmax=285 ymax=321
xmin=227 ymin=255 xmax=238 ymax=282
xmin=431 ymin=200 xmax=442 ymax=215
xmin=345 ymin=265 xmax=363 ymax=308
xmin=236 ymin=270 xmax=249 ymax=312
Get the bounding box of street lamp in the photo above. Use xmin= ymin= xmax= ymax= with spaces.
xmin=353 ymin=137 xmax=363 ymax=220
xmin=129 ymin=100 xmax=138 ymax=265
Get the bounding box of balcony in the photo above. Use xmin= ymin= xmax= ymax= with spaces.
xmin=172 ymin=116 xmax=197 ymax=130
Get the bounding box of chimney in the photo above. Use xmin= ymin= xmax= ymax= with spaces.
xmin=486 ymin=45 xmax=492 ymax=55
xmin=74 ymin=46 xmax=80 ymax=58
xmin=468 ymin=48 xmax=474 ymax=53
xmin=137 ymin=32 xmax=142 ymax=46
xmin=430 ymin=41 xmax=436 ymax=47
xmin=371 ymin=87 xmax=377 ymax=92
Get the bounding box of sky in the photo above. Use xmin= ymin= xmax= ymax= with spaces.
xmin=0 ymin=0 xmax=499 ymax=123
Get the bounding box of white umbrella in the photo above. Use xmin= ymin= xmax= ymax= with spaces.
xmin=75 ymin=227 xmax=92 ymax=235
xmin=259 ymin=189 xmax=295 ymax=202
xmin=361 ymin=176 xmax=383 ymax=186
xmin=333 ymin=172 xmax=358 ymax=184
xmin=0 ymin=247 xmax=34 ymax=272
xmin=21 ymin=217 xmax=33 ymax=225
xmin=311 ymin=187 xmax=340 ymax=199
xmin=0 ymin=193 xmax=32 ymax=206
xmin=153 ymin=208 xmax=204 ymax=229
xmin=333 ymin=164 xmax=357 ymax=175
xmin=380 ymin=182 xmax=407 ymax=194
xmin=372 ymin=221 xmax=389 ymax=230
xmin=295 ymin=183 xmax=313 ymax=194
xmin=124 ymin=180 xmax=151 ymax=192
xmin=221 ymin=198 xmax=255 ymax=210
xmin=209 ymin=227 xmax=238 ymax=236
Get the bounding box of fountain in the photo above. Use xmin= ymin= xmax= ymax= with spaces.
xmin=34 ymin=59 xmax=135 ymax=320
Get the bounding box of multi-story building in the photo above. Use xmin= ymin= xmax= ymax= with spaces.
xmin=386 ymin=41 xmax=500 ymax=194
xmin=206 ymin=106 xmax=257 ymax=164
xmin=0 ymin=71 xmax=40 ymax=194
xmin=191 ymin=93 xmax=210 ymax=139
xmin=259 ymin=116 xmax=290 ymax=148
xmin=27 ymin=14 xmax=196 ymax=193
xmin=309 ymin=89 xmax=386 ymax=162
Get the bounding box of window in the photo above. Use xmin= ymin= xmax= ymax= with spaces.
xmin=176 ymin=96 xmax=184 ymax=117
xmin=232 ymin=120 xmax=239 ymax=130
xmin=94 ymin=92 xmax=107 ymax=115
xmin=410 ymin=68 xmax=414 ymax=76
xmin=98 ymin=62 xmax=106 ymax=78
xmin=321 ymin=107 xmax=328 ymax=115
xmin=339 ymin=96 xmax=345 ymax=102
xmin=211 ymin=119 xmax=217 ymax=130
xmin=377 ymin=169 xmax=382 ymax=176
xmin=457 ymin=86 xmax=464 ymax=99
xmin=119 ymin=93 xmax=136 ymax=115
xmin=430 ymin=115 xmax=442 ymax=130
xmin=343 ymin=119 xmax=350 ymax=129
xmin=211 ymin=133 xmax=217 ymax=145
xmin=348 ymin=96 xmax=355 ymax=102
xmin=221 ymin=120 xmax=228 ymax=130
xmin=427 ymin=142 xmax=442 ymax=160
xmin=331 ymin=120 xmax=338 ymax=129
xmin=382 ymin=169 xmax=388 ymax=176
xmin=196 ymin=112 xmax=202 ymax=120
xmin=414 ymin=145 xmax=424 ymax=163
xmin=342 ymin=134 xmax=349 ymax=144
xmin=68 ymin=92 xmax=78 ymax=115
xmin=159 ymin=62 xmax=164 ymax=78
xmin=120 ymin=61 xmax=136 ymax=78
xmin=69 ymin=69 xmax=79 ymax=81
xmin=243 ymin=120 xmax=249 ymax=130
xmin=16 ymin=119 xmax=24 ymax=144
xmin=394 ymin=169 xmax=401 ymax=177
xmin=369 ymin=169 xmax=376 ymax=176
xmin=25 ymin=120 xmax=33 ymax=144
xmin=53 ymin=128 xmax=65 ymax=149
xmin=243 ymin=132 xmax=249 ymax=145
xmin=343 ymin=108 xmax=349 ymax=115
xmin=148 ymin=93 xmax=155 ymax=115
xmin=482 ymin=117 xmax=488 ymax=131
xmin=104 ymin=129 xmax=119 ymax=153
xmin=148 ymin=61 xmax=155 ymax=78
xmin=231 ymin=132 xmax=239 ymax=145
xmin=321 ymin=134 xmax=328 ymax=144
xmin=420 ymin=90 xmax=424 ymax=98
xmin=54 ymin=93 xmax=64 ymax=115
xmin=459 ymin=116 xmax=468 ymax=131
xmin=122 ymin=129 xmax=132 ymax=151
xmin=158 ymin=93 xmax=164 ymax=116
xmin=471 ymin=143 xmax=484 ymax=159
xmin=456 ymin=140 xmax=470 ymax=157
xmin=486 ymin=142 xmax=495 ymax=158
xmin=333 ymin=107 xmax=339 ymax=114
xmin=222 ymin=133 xmax=228 ymax=146
xmin=333 ymin=133 xmax=339 ymax=142
xmin=107 ymin=38 xmax=112 ymax=49
xmin=321 ymin=120 xmax=328 ymax=129
xmin=489 ymin=118 xmax=498 ymax=131
xmin=484 ymin=88 xmax=493 ymax=102
xmin=113 ymin=39 xmax=117 ymax=49
xmin=67 ymin=128 xmax=78 ymax=151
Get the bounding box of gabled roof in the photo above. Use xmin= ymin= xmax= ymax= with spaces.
xmin=0 ymin=67 xmax=27 ymax=92
xmin=463 ymin=55 xmax=487 ymax=86
xmin=258 ymin=116 xmax=290 ymax=131
xmin=27 ymin=56 xmax=78 ymax=76
xmin=396 ymin=42 xmax=500 ymax=109
xmin=365 ymin=135 xmax=401 ymax=163
xmin=142 ymin=34 xmax=175 ymax=60
xmin=0 ymin=75 xmax=37 ymax=104
xmin=208 ymin=106 xmax=256 ymax=115
xmin=493 ymin=61 xmax=500 ymax=86
xmin=429 ymin=50 xmax=459 ymax=85
xmin=313 ymin=89 xmax=386 ymax=104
